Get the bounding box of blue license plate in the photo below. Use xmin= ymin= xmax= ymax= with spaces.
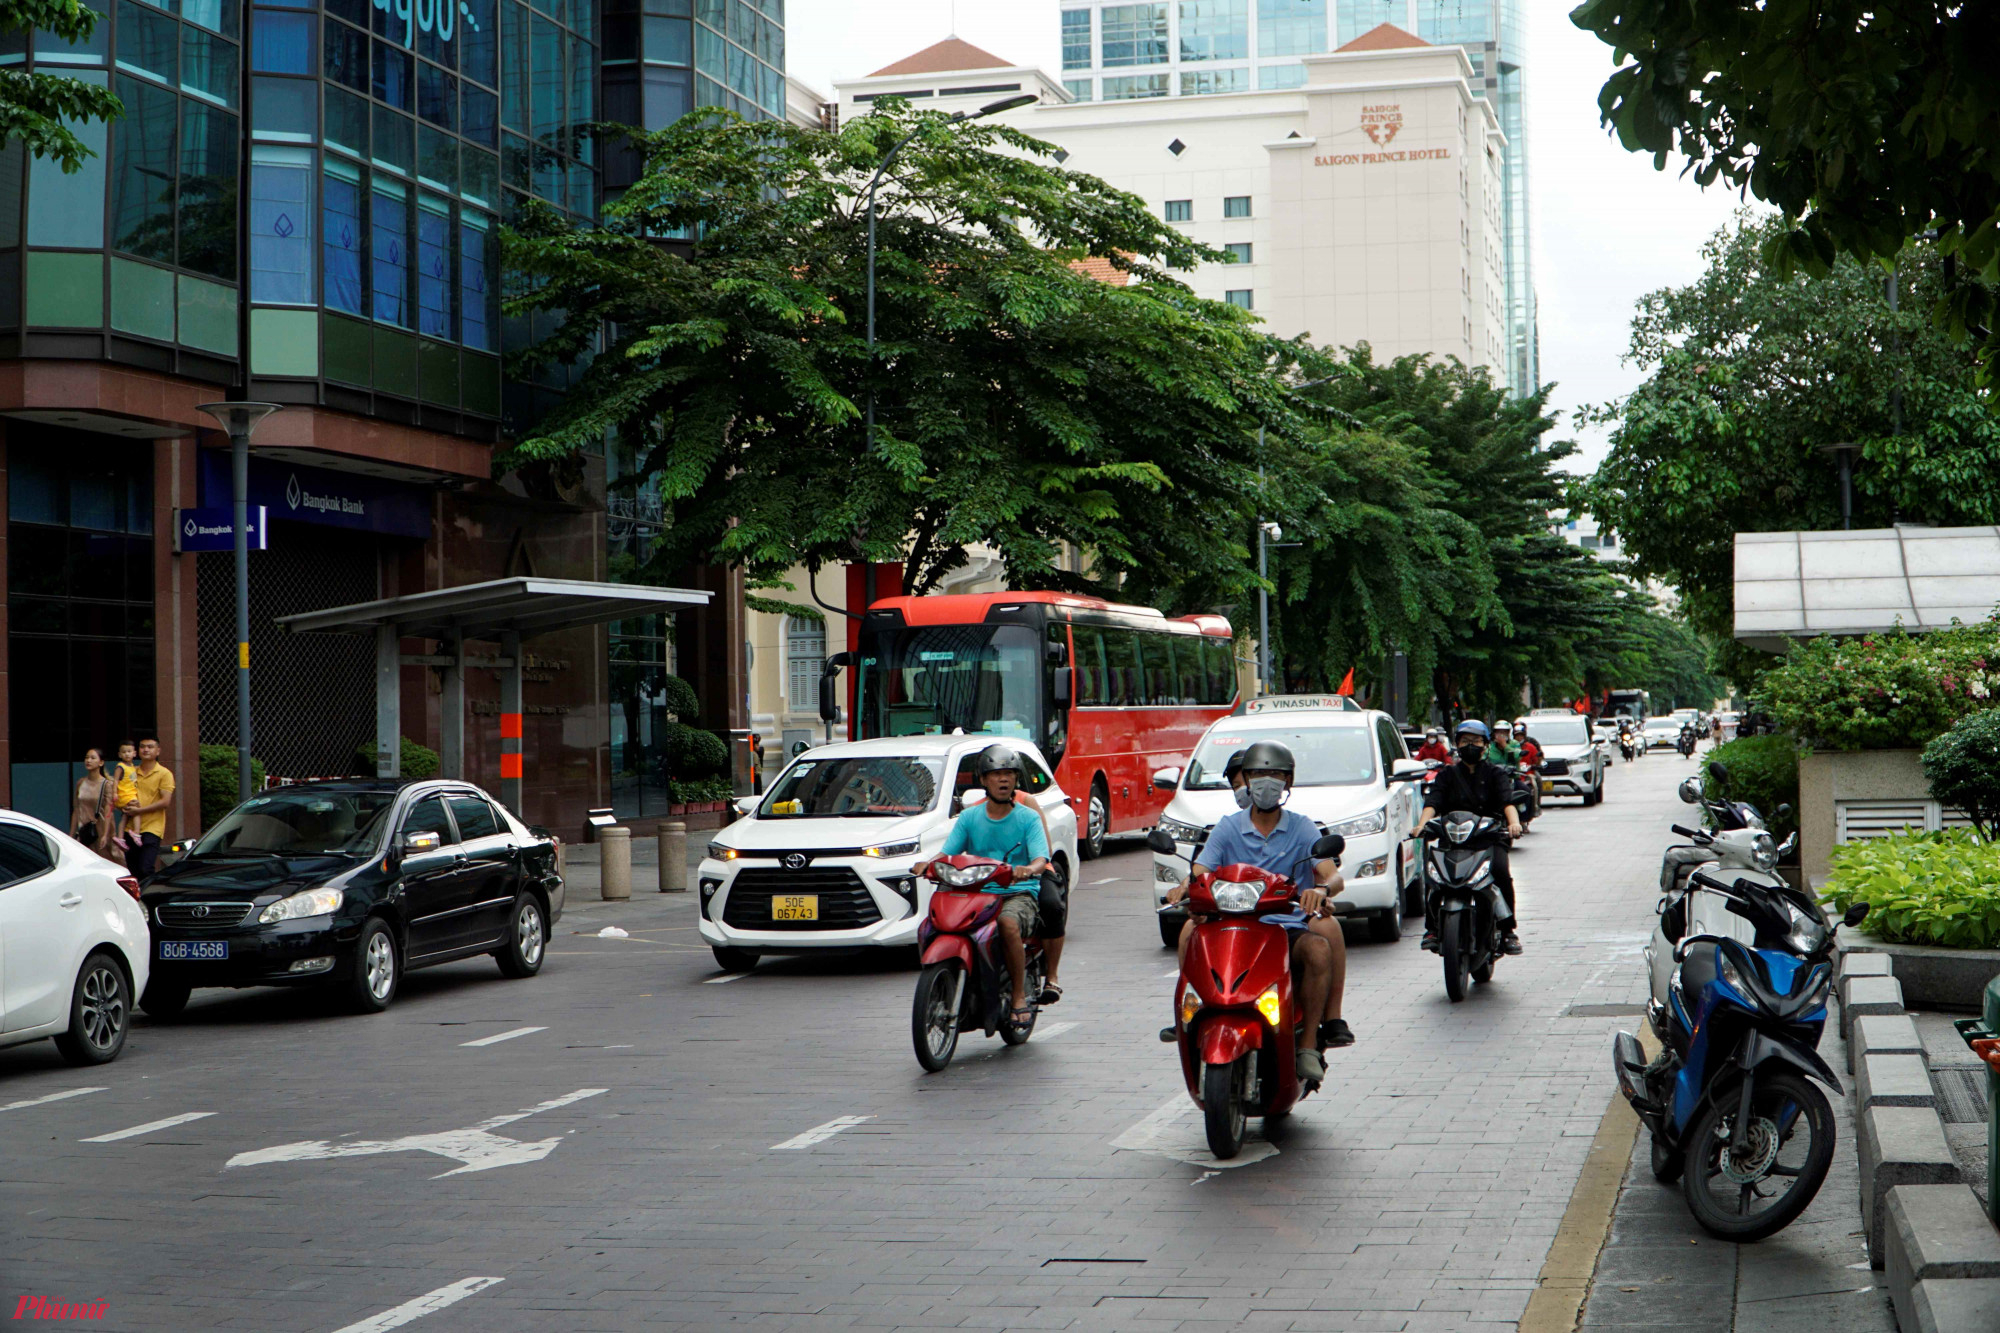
xmin=158 ymin=940 xmax=228 ymax=961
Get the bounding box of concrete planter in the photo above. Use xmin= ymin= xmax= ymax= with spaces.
xmin=1844 ymin=935 xmax=2000 ymax=1012
xmin=1801 ymin=748 xmax=1966 ymax=887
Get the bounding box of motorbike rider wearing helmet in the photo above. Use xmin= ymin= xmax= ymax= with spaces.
xmin=1419 ymin=720 xmax=1524 ymax=955
xmin=1414 ymin=728 xmax=1451 ymax=764
xmin=1512 ymin=721 xmax=1544 ymax=823
xmin=935 ymin=744 xmax=1050 ymax=1025
xmin=1161 ymin=740 xmax=1351 ymax=1084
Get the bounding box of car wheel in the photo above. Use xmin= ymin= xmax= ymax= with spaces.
xmin=139 ymin=977 xmax=189 ymax=1020
xmin=1368 ymin=907 xmax=1402 ymax=944
xmin=1159 ymin=914 xmax=1183 ymax=949
xmin=495 ymin=893 xmax=547 ymax=978
xmin=712 ymin=946 xmax=759 ymax=972
xmin=53 ymin=952 xmax=130 ymax=1066
xmin=1079 ymin=779 xmax=1109 ymax=861
xmin=342 ymin=918 xmax=400 ymax=1013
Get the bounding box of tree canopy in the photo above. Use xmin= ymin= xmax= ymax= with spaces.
xmin=0 ymin=0 xmax=122 ymax=171
xmin=1570 ymin=0 xmax=2000 ymax=376
xmin=504 ymin=104 xmax=1337 ymax=614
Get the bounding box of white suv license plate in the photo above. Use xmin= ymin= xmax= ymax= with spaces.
xmin=159 ymin=940 xmax=228 ymax=961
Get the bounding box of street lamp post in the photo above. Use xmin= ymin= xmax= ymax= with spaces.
xmin=1254 ymin=374 xmax=1342 ymax=695
xmin=1819 ymin=441 xmax=1861 ymax=531
xmin=860 ymin=93 xmax=1036 ymax=607
xmin=196 ymin=402 xmax=284 ymax=801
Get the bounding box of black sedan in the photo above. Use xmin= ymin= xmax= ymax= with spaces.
xmin=141 ymin=780 xmax=564 ymax=1017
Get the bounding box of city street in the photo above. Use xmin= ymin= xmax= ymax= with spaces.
xmin=4 ymin=754 xmax=1860 ymax=1331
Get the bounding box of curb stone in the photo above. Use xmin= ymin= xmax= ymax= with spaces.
xmin=1860 ymin=1106 xmax=1961 ymax=1263
xmin=1910 ymin=1278 xmax=2000 ymax=1333
xmin=1842 ymin=974 xmax=1906 ymax=1040
xmin=1859 ymin=1051 xmax=1939 ymax=1110
xmin=1885 ymin=1185 xmax=2000 ymax=1333
xmin=1850 ymin=1011 xmax=1925 ymax=1077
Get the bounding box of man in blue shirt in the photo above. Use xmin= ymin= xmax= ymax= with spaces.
xmin=935 ymin=745 xmax=1049 ymax=1025
xmin=1163 ymin=740 xmax=1349 ymax=1085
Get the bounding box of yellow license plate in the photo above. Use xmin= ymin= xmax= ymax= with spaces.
xmin=772 ymin=894 xmax=818 ymax=922
xmin=1540 ymin=780 xmax=1554 ymax=792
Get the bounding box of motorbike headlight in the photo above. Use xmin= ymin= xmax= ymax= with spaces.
xmin=1211 ymin=881 xmax=1262 ymax=914
xmin=1782 ymin=901 xmax=1829 ymax=955
xmin=1751 ymin=832 xmax=1779 ymax=874
xmin=1156 ymin=816 xmax=1207 ymax=845
xmin=1254 ymin=985 xmax=1283 ymax=1026
xmin=1446 ymin=816 xmax=1475 ymax=845
xmin=935 ymin=863 xmax=995 ymax=888
xmin=1326 ymin=808 xmax=1386 ymax=838
xmin=1715 ymin=947 xmax=1745 ymax=996
xmin=258 ymin=887 xmax=343 ymax=924
xmin=1179 ymin=989 xmax=1200 ymax=1026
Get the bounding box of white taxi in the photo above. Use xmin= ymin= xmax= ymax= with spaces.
xmin=696 ymin=736 xmax=1079 ymax=972
xmin=1148 ymin=696 xmax=1425 ymax=948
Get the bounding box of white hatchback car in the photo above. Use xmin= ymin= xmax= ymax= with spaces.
xmin=697 ymin=737 xmax=1080 ymax=972
xmin=0 ymin=812 xmax=149 ymax=1065
xmin=1150 ymin=700 xmax=1425 ymax=948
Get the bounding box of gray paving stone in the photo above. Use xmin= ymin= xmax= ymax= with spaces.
xmin=1861 ymin=1105 xmax=1963 ymax=1262
xmin=1859 ymin=1051 xmax=1938 ymax=1109
xmin=1850 ymin=1011 xmax=1924 ymax=1076
xmin=1911 ymin=1277 xmax=2000 ymax=1333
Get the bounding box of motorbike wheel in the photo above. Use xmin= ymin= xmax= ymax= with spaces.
xmin=1651 ymin=1134 xmax=1685 ymax=1185
xmin=1202 ymin=1059 xmax=1246 ymax=1160
xmin=1441 ymin=909 xmax=1471 ymax=1003
xmin=1681 ymin=1070 xmax=1835 ymax=1242
xmin=912 ymin=961 xmax=964 ymax=1072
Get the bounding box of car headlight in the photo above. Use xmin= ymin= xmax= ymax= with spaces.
xmin=1352 ymin=856 xmax=1388 ymax=879
xmin=1325 ymin=809 xmax=1386 ymax=838
xmin=1156 ymin=816 xmax=1206 ymax=844
xmin=863 ymin=841 xmax=918 ymax=858
xmin=1211 ymin=881 xmax=1261 ymax=914
xmin=706 ymin=842 xmax=738 ymax=861
xmin=1155 ymin=862 xmax=1181 ymax=884
xmin=1751 ymin=832 xmax=1778 ymax=873
xmin=1782 ymin=901 xmax=1828 ymax=955
xmin=258 ymin=887 xmax=343 ymax=924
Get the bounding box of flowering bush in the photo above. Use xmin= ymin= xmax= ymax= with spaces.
xmin=1821 ymin=830 xmax=2000 ymax=949
xmin=1758 ymin=618 xmax=2000 ymax=750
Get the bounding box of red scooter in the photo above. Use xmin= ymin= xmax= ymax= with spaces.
xmin=910 ymin=853 xmax=1046 ymax=1072
xmin=1147 ymin=827 xmax=1345 ymax=1159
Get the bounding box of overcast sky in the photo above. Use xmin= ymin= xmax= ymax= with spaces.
xmin=786 ymin=1 xmax=1752 ymax=472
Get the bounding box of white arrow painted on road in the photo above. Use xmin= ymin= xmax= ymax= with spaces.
xmin=226 ymin=1088 xmax=608 ymax=1179
xmin=1110 ymin=1095 xmax=1278 ymax=1170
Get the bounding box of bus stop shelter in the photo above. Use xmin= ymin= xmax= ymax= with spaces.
xmin=1734 ymin=526 xmax=2000 ymax=651
xmin=275 ymin=576 xmax=712 ymax=815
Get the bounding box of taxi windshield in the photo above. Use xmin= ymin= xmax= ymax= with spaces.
xmin=1184 ymin=726 xmax=1377 ymax=789
xmin=758 ymin=756 xmax=946 ymax=818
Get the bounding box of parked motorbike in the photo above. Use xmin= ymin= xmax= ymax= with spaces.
xmin=1650 ymin=770 xmax=1797 ymax=1016
xmin=909 ymin=853 xmax=1046 ymax=1072
xmin=1146 ymin=826 xmax=1345 ymax=1160
xmin=1612 ymin=870 xmax=1868 ymax=1240
xmin=1419 ymin=806 xmax=1517 ymax=1002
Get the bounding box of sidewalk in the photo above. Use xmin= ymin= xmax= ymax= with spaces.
xmin=558 ymin=835 xmax=708 ymax=901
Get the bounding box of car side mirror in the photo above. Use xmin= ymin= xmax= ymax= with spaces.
xmin=734 ymin=796 xmax=758 ymax=816
xmin=1311 ymin=833 xmax=1346 ymax=861
xmin=1678 ymin=777 xmax=1702 ymax=804
xmin=1150 ymin=766 xmax=1181 ymax=792
xmin=1053 ymin=669 xmax=1072 ymax=706
xmin=1145 ymin=828 xmax=1177 ymax=855
xmin=403 ymin=830 xmax=442 ymax=854
xmin=1844 ymin=902 xmax=1871 ymax=928
xmin=1391 ymin=758 xmax=1425 ymax=777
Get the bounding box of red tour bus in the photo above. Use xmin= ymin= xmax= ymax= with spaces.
xmin=852 ymin=592 xmax=1238 ymax=858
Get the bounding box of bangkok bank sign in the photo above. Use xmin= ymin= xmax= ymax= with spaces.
xmin=375 ymin=0 xmax=475 ymax=46
xmin=1314 ymin=104 xmax=1452 ymax=167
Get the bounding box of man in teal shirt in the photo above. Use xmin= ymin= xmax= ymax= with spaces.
xmin=936 ymin=745 xmax=1049 ymax=1024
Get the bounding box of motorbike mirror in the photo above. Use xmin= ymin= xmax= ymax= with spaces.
xmin=1145 ymin=828 xmax=1178 ymax=855
xmin=1844 ymin=902 xmax=1871 ymax=928
xmin=1776 ymin=802 xmax=1793 ymax=819
xmin=960 ymin=789 xmax=985 ymax=811
xmin=1150 ymin=766 xmax=1182 ymax=792
xmin=1677 ymin=776 xmax=1702 ymax=804
xmin=1311 ymin=833 xmax=1345 ymax=861
xmin=1778 ymin=832 xmax=1798 ymax=856
xmin=1708 ymin=762 xmax=1731 ymax=786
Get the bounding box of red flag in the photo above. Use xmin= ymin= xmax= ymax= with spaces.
xmin=1335 ymin=668 xmax=1355 ymax=695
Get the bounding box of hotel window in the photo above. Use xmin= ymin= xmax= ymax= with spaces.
xmin=1102 ymin=73 xmax=1168 ymax=100
xmin=1223 ymin=194 xmax=1251 ymax=218
xmin=1100 ymin=3 xmax=1167 ymax=67
xmin=1164 ymin=198 xmax=1192 ymax=222
xmin=1225 ymin=289 xmax=1253 ymax=309
xmin=416 ymin=192 xmax=453 ymax=339
xmin=370 ymin=176 xmax=409 ymax=326
xmin=1258 ymin=0 xmax=1326 ymax=55
xmin=1178 ymin=0 xmax=1247 ymax=61
xmin=1179 ymin=67 xmax=1247 ymax=95
xmin=1223 ymin=242 xmax=1251 ymax=264
xmin=459 ymin=209 xmax=495 ymax=351
xmin=1061 ymin=7 xmax=1091 ymax=70
xmin=1258 ymin=63 xmax=1306 ymax=89
xmin=322 ymin=156 xmax=365 ymax=314
xmin=249 ymin=146 xmax=314 ymax=304
xmin=786 ymin=616 xmax=825 ymax=708
xmin=1063 ymin=77 xmax=1093 ymax=101
xmin=1337 ymin=0 xmax=1397 ymax=45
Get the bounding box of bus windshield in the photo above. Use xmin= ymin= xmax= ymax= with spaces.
xmin=857 ymin=624 xmax=1042 ymax=742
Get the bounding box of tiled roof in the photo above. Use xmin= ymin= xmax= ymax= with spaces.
xmin=867 ymin=37 xmax=1016 ymax=78
xmin=1069 ymin=256 xmax=1131 ymax=287
xmin=1334 ymin=22 xmax=1430 ymax=52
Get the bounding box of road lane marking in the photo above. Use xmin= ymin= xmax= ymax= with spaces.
xmin=1109 ymin=1096 xmax=1277 ymax=1169
xmin=82 ymin=1111 xmax=215 ymax=1142
xmin=459 ymin=1026 xmax=545 ymax=1047
xmin=1088 ymin=877 xmax=1121 ymax=885
xmin=770 ymin=1115 xmax=873 ymax=1150
xmin=1038 ymin=1021 xmax=1079 ymax=1040
xmin=331 ymin=1276 xmax=505 ymax=1333
xmin=227 ymin=1088 xmax=608 ymax=1178
xmin=703 ymin=972 xmax=751 ymax=984
xmin=2 ymin=1088 xmax=104 ymax=1114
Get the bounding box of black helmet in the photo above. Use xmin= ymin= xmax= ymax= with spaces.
xmin=975 ymin=744 xmax=1023 ymax=778
xmin=1237 ymin=739 xmax=1296 ymax=779
xmin=1222 ymin=748 xmax=1248 ymax=782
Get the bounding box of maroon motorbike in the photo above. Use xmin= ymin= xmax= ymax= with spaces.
xmin=909 ymin=853 xmax=1046 ymax=1072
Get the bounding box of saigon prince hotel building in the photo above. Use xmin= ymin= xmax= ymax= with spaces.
xmin=0 ymin=0 xmax=794 ymax=837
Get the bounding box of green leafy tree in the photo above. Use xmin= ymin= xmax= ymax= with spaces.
xmin=504 ymin=105 xmax=1335 ymax=612
xmin=1576 ymin=213 xmax=2000 ymax=680
xmin=1570 ymin=0 xmax=2000 ymax=377
xmin=0 ymin=0 xmax=122 ymax=171
xmin=1922 ymin=710 xmax=2000 ymax=840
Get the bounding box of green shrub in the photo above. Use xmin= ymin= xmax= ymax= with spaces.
xmin=670 ymin=776 xmax=736 ymax=804
xmin=351 ymin=737 xmax=441 ymax=779
xmin=1701 ymin=734 xmax=1800 ymax=843
xmin=659 ymin=674 xmax=700 ymax=720
xmin=661 ymin=721 xmax=730 ymax=778
xmin=1821 ymin=830 xmax=2000 ymax=949
xmin=197 ymin=744 xmax=266 ymax=830
xmin=1759 ymin=617 xmax=2000 ymax=750
xmin=1922 ymin=709 xmax=2000 ymax=839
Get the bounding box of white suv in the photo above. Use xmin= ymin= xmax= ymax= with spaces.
xmin=697 ymin=737 xmax=1080 ymax=972
xmin=1149 ymin=699 xmax=1424 ymax=948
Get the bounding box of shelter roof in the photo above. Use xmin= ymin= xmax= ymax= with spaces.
xmin=275 ymin=577 xmax=712 ymax=641
xmin=1734 ymin=527 xmax=2000 ymax=650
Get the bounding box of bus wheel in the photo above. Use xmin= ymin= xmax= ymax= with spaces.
xmin=1080 ymin=779 xmax=1110 ymax=861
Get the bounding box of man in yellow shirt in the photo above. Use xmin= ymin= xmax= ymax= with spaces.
xmin=123 ymin=736 xmax=176 ymax=879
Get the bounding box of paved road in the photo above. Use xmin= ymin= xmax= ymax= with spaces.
xmin=4 ymin=752 xmax=1762 ymax=1331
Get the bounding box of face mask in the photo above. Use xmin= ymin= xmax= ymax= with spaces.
xmin=1233 ymin=786 xmax=1252 ymax=810
xmin=1246 ymin=776 xmax=1287 ymax=811
xmin=1458 ymin=743 xmax=1485 ymax=764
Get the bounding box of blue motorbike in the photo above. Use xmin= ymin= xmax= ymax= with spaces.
xmin=1611 ymin=871 xmax=1868 ymax=1241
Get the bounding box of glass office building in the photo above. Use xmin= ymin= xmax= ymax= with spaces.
xmin=1058 ymin=0 xmax=1535 ymax=395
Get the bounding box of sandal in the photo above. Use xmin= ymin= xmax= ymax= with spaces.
xmin=1009 ymin=1003 xmax=1036 ymax=1025
xmin=1037 ymin=982 xmax=1063 ymax=1005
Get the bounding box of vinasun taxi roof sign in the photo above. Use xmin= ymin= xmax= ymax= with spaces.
xmin=1238 ymin=694 xmax=1364 ymax=716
